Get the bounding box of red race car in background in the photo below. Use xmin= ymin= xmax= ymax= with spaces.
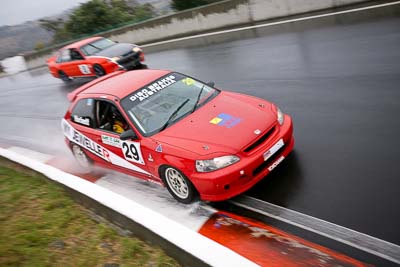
xmin=62 ymin=69 xmax=294 ymax=203
xmin=47 ymin=36 xmax=145 ymax=82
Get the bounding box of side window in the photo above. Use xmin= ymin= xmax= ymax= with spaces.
xmin=70 ymin=49 xmax=84 ymax=60
xmin=95 ymin=100 xmax=129 ymax=134
xmin=58 ymin=49 xmax=71 ymax=62
xmin=55 ymin=52 xmax=62 ymax=63
xmin=71 ymin=98 xmax=95 ymax=127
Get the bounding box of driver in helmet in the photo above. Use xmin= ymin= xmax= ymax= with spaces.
xmin=111 ymin=107 xmax=127 ymax=134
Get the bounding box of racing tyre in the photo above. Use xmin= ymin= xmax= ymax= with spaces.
xmin=93 ymin=64 xmax=106 ymax=77
xmin=71 ymin=144 xmax=92 ymax=172
xmin=59 ymin=71 xmax=72 ymax=83
xmin=160 ymin=166 xmax=197 ymax=204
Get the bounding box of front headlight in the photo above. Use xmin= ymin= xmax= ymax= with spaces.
xmin=109 ymin=56 xmax=120 ymax=63
xmin=196 ymin=155 xmax=240 ymax=172
xmin=277 ymin=107 xmax=284 ymax=125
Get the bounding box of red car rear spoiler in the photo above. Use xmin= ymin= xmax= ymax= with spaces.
xmin=67 ymin=70 xmax=126 ymax=102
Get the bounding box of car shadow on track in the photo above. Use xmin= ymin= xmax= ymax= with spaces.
xmin=58 ymin=66 xmax=149 ymax=92
xmin=242 ymin=150 xmax=304 ymax=208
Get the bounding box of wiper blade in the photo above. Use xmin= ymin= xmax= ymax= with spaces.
xmin=87 ymin=44 xmax=101 ymax=55
xmin=159 ymin=98 xmax=190 ymax=132
xmin=192 ymin=84 xmax=205 ymax=113
xmin=88 ymin=44 xmax=100 ymax=50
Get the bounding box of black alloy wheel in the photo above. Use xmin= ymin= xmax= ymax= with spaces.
xmin=59 ymin=70 xmax=72 ymax=83
xmin=93 ymin=64 xmax=106 ymax=77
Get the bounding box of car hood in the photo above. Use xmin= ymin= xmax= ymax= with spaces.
xmin=153 ymin=91 xmax=277 ymax=157
xmin=94 ymin=43 xmax=137 ymax=58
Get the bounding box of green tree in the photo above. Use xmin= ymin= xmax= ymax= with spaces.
xmin=65 ymin=0 xmax=129 ymax=35
xmin=34 ymin=41 xmax=45 ymax=51
xmin=171 ymin=0 xmax=222 ymax=11
xmin=39 ymin=18 xmax=71 ymax=43
xmin=40 ymin=0 xmax=154 ymax=43
xmin=131 ymin=3 xmax=154 ymax=21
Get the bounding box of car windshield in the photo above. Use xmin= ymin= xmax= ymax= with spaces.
xmin=80 ymin=38 xmax=115 ymax=56
xmin=121 ymin=73 xmax=219 ymax=136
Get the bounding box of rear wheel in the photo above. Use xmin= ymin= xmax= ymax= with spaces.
xmin=93 ymin=64 xmax=106 ymax=77
xmin=59 ymin=70 xmax=72 ymax=83
xmin=71 ymin=144 xmax=92 ymax=172
xmin=160 ymin=166 xmax=197 ymax=204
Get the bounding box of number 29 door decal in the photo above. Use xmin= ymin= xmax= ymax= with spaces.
xmin=121 ymin=140 xmax=145 ymax=165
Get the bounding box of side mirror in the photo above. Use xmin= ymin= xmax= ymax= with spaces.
xmin=207 ymin=81 xmax=215 ymax=87
xmin=120 ymin=129 xmax=138 ymax=140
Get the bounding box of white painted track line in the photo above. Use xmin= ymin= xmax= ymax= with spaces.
xmin=230 ymin=195 xmax=400 ymax=264
xmin=8 ymin=146 xmax=52 ymax=163
xmin=142 ymin=1 xmax=400 ymax=48
xmin=96 ymin=173 xmax=217 ymax=231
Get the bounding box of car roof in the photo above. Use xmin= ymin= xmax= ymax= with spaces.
xmin=76 ymin=69 xmax=172 ymax=100
xmin=62 ymin=36 xmax=103 ymax=50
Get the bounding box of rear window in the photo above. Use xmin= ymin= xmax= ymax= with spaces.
xmin=56 ymin=49 xmax=71 ymax=63
xmin=71 ymin=98 xmax=95 ymax=127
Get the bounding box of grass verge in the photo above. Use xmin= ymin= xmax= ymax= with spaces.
xmin=0 ymin=157 xmax=179 ymax=267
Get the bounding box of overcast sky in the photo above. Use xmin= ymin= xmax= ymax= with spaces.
xmin=0 ymin=0 xmax=90 ymax=26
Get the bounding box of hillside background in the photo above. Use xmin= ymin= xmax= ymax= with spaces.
xmin=0 ymin=0 xmax=172 ymax=60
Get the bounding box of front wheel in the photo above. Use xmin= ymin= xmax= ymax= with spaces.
xmin=71 ymin=144 xmax=92 ymax=172
xmin=160 ymin=166 xmax=197 ymax=204
xmin=93 ymin=64 xmax=106 ymax=77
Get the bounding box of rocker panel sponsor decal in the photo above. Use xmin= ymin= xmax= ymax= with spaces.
xmin=62 ymin=119 xmax=150 ymax=175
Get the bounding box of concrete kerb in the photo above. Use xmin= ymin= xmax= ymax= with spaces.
xmin=0 ymin=148 xmax=259 ymax=267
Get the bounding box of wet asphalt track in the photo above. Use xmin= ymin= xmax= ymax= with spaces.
xmin=0 ymin=16 xmax=399 ymax=246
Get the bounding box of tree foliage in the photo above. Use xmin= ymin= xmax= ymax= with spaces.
xmin=40 ymin=0 xmax=154 ymax=43
xmin=171 ymin=0 xmax=222 ymax=11
xmin=34 ymin=41 xmax=45 ymax=51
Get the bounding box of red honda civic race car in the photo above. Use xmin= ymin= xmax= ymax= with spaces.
xmin=47 ymin=36 xmax=145 ymax=82
xmin=62 ymin=69 xmax=294 ymax=203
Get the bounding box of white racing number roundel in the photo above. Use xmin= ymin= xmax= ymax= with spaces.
xmin=78 ymin=64 xmax=91 ymax=75
xmin=121 ymin=140 xmax=144 ymax=165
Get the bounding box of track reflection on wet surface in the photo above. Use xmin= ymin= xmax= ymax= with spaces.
xmin=0 ymin=16 xmax=399 ymax=245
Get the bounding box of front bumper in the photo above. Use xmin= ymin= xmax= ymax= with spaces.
xmin=192 ymin=114 xmax=294 ymax=202
xmin=116 ymin=51 xmax=144 ymax=70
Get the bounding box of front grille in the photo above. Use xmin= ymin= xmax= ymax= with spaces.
xmin=244 ymin=126 xmax=276 ymax=153
xmin=252 ymin=144 xmax=285 ymax=177
xmin=117 ymin=52 xmax=141 ymax=69
xmin=122 ymin=50 xmax=133 ymax=57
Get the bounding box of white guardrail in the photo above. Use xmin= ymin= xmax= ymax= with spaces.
xmin=0 ymin=56 xmax=28 ymax=74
